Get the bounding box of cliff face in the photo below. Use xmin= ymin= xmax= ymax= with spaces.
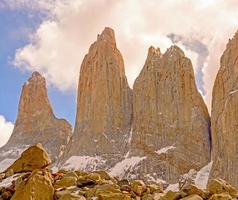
xmin=119 ymin=46 xmax=211 ymax=183
xmin=0 ymin=72 xmax=72 ymax=162
xmin=63 ymin=28 xmax=132 ymax=168
xmin=210 ymin=31 xmax=238 ymax=186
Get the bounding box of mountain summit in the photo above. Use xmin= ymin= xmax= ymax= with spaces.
xmin=0 ymin=72 xmax=72 ymax=165
xmin=62 ymin=27 xmax=132 ymax=169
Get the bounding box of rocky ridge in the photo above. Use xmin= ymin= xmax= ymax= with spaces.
xmin=61 ymin=28 xmax=211 ymax=184
xmin=63 ymin=27 xmax=132 ymax=168
xmin=0 ymin=145 xmax=237 ymax=200
xmin=1 ymin=27 xmax=238 ymax=188
xmin=210 ymin=31 xmax=238 ymax=186
xmin=123 ymin=45 xmax=211 ymax=183
xmin=0 ymin=72 xmax=72 ymax=164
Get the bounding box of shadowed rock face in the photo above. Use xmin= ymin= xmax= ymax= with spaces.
xmin=127 ymin=46 xmax=211 ymax=183
xmin=210 ymin=31 xmax=238 ymax=187
xmin=0 ymin=72 xmax=72 ymax=162
xmin=63 ymin=27 xmax=132 ymax=167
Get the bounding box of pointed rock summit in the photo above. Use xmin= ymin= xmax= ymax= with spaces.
xmin=210 ymin=31 xmax=238 ymax=186
xmin=63 ymin=27 xmax=132 ymax=168
xmin=0 ymin=72 xmax=72 ymax=163
xmin=114 ymin=45 xmax=211 ymax=182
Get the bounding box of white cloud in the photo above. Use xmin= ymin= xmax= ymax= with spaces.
xmin=0 ymin=115 xmax=14 ymax=147
xmin=13 ymin=0 xmax=238 ymax=109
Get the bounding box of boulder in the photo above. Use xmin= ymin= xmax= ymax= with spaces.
xmin=11 ymin=169 xmax=54 ymax=200
xmin=131 ymin=180 xmax=147 ymax=196
xmin=181 ymin=194 xmax=203 ymax=200
xmin=59 ymin=193 xmax=86 ymax=200
xmin=54 ymin=176 xmax=77 ymax=189
xmin=5 ymin=143 xmax=51 ymax=173
xmin=207 ymin=179 xmax=238 ymax=198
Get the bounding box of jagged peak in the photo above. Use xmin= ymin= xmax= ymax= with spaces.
xmin=31 ymin=71 xmax=42 ymax=77
xmin=96 ymin=27 xmax=116 ymax=46
xmin=164 ymin=45 xmax=185 ymax=58
xmin=148 ymin=46 xmax=161 ymax=56
xmin=26 ymin=71 xmax=45 ymax=85
xmin=225 ymin=30 xmax=238 ymax=50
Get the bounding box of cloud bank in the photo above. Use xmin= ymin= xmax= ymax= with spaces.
xmin=0 ymin=115 xmax=14 ymax=147
xmin=10 ymin=0 xmax=238 ymax=109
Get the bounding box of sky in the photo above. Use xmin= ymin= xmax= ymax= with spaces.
xmin=0 ymin=0 xmax=238 ymax=147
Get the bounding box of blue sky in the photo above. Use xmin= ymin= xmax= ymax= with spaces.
xmin=0 ymin=6 xmax=76 ymax=126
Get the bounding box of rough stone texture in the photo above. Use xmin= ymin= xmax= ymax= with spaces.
xmin=210 ymin=31 xmax=238 ymax=187
xmin=128 ymin=46 xmax=211 ymax=183
xmin=207 ymin=179 xmax=238 ymax=198
xmin=5 ymin=143 xmax=51 ymax=173
xmin=11 ymin=169 xmax=54 ymax=200
xmin=0 ymin=72 xmax=72 ymax=162
xmin=63 ymin=27 xmax=132 ymax=168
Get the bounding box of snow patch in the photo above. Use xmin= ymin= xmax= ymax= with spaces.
xmin=195 ymin=161 xmax=213 ymax=189
xmin=166 ymin=183 xmax=179 ymax=191
xmin=0 ymin=174 xmax=21 ymax=187
xmin=128 ymin=129 xmax=133 ymax=144
xmin=63 ymin=156 xmax=106 ymax=171
xmin=145 ymin=174 xmax=166 ymax=184
xmin=155 ymin=145 xmax=176 ymax=155
xmin=0 ymin=159 xmax=15 ymax=172
xmin=109 ymin=156 xmax=146 ymax=178
xmin=229 ymin=89 xmax=238 ymax=95
xmin=2 ymin=145 xmax=29 ymax=157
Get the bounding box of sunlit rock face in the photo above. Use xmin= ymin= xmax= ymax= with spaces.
xmin=0 ymin=72 xmax=72 ymax=163
xmin=63 ymin=27 xmax=132 ymax=168
xmin=126 ymin=46 xmax=211 ymax=183
xmin=210 ymin=31 xmax=238 ymax=187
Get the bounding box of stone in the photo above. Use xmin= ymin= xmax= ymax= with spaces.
xmin=5 ymin=169 xmax=14 ymax=178
xmin=131 ymin=180 xmax=147 ymax=196
xmin=207 ymin=179 xmax=238 ymax=198
xmin=147 ymin=183 xmax=164 ymax=193
xmin=128 ymin=45 xmax=211 ymax=183
xmin=97 ymin=192 xmax=131 ymax=200
xmin=210 ymin=30 xmax=238 ymax=187
xmin=5 ymin=143 xmax=51 ymax=173
xmin=162 ymin=190 xmax=181 ymax=200
xmin=62 ymin=27 xmax=132 ymax=169
xmin=54 ymin=176 xmax=77 ymax=189
xmin=153 ymin=192 xmax=165 ymax=200
xmin=64 ymin=171 xmax=79 ymax=179
xmin=209 ymin=193 xmax=232 ymax=200
xmin=182 ymin=184 xmax=207 ymax=199
xmin=11 ymin=169 xmax=54 ymax=200
xmin=117 ymin=179 xmax=130 ymax=187
xmin=86 ymin=172 xmax=102 ymax=182
xmin=59 ymin=193 xmax=86 ymax=200
xmin=0 ymin=72 xmax=72 ymax=163
xmin=181 ymin=194 xmax=203 ymax=200
xmin=94 ymin=171 xmax=111 ymax=180
xmin=142 ymin=193 xmax=154 ymax=200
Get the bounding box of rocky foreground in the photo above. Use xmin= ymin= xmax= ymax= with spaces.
xmin=0 ymin=144 xmax=237 ymax=200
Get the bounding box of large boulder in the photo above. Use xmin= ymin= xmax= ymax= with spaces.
xmin=11 ymin=169 xmax=54 ymax=200
xmin=62 ymin=27 xmax=132 ymax=169
xmin=210 ymin=30 xmax=238 ymax=186
xmin=5 ymin=143 xmax=51 ymax=173
xmin=207 ymin=179 xmax=238 ymax=198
